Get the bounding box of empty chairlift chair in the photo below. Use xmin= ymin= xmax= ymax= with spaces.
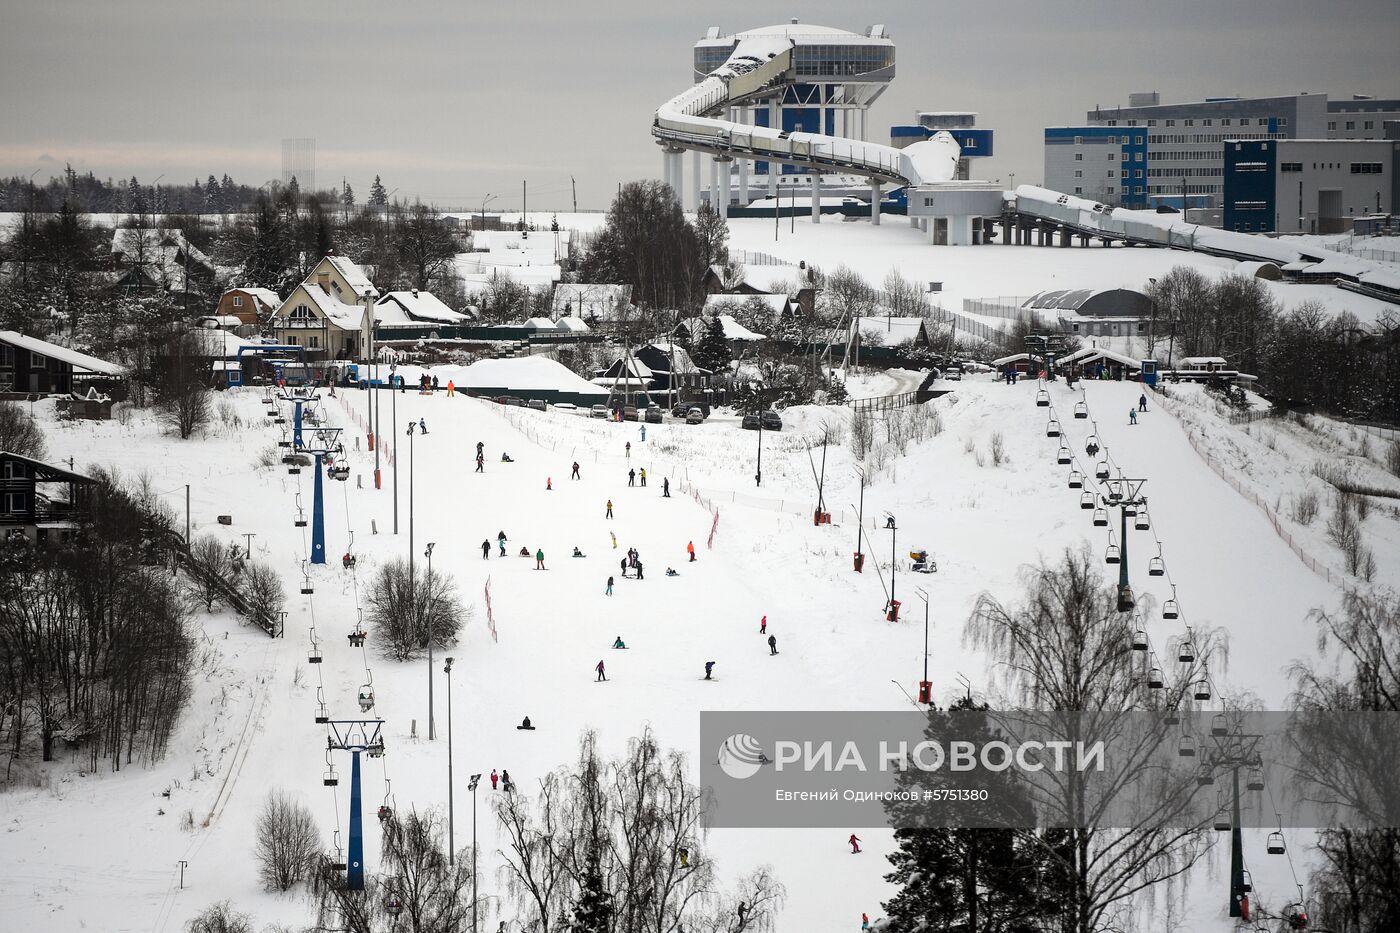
xmin=1267 ymin=831 xmax=1287 ymax=855
xmin=1247 ymin=767 xmax=1266 ymax=792
xmin=1057 ymin=445 xmax=1072 ymax=464
xmin=1132 ymin=629 xmax=1149 ymax=651
xmin=1163 ymin=585 xmax=1180 ymax=620
xmin=1093 ymin=506 xmax=1109 ymax=527
xmin=308 ymin=629 xmax=322 ymax=664
xmin=1036 ymin=389 xmax=1050 ymax=407
xmin=1211 ymin=713 xmax=1230 ymax=737
xmin=1068 ymin=469 xmax=1084 ymax=489
xmin=1149 ymin=546 xmax=1166 ymax=577
xmin=1135 ymin=509 xmax=1151 ymax=532
xmin=1178 ymin=635 xmax=1196 ymax=664
xmin=1080 ymin=491 xmax=1096 ymax=509
xmin=1046 ymin=418 xmax=1061 ymax=437
xmin=1147 ymin=666 xmax=1165 ymax=689
xmin=1198 ymin=763 xmax=1216 ymax=787
xmin=1214 ymin=808 xmax=1233 ymax=832
xmin=1073 ymin=401 xmax=1088 ymax=419
xmin=324 ymin=755 xmax=339 ymax=787
xmin=1193 ymin=680 xmax=1212 ymax=701
xmin=1178 ymin=735 xmax=1198 ymax=758
xmin=1105 ymin=540 xmax=1121 ymax=564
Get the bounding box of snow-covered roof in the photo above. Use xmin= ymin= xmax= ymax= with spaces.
xmin=524 ymin=317 xmax=558 ymax=330
xmin=703 ymin=293 xmax=790 ymax=317
xmin=0 ymin=330 xmax=125 ymax=376
xmin=717 ymin=315 xmax=766 ymax=341
xmin=991 ymin=352 xmax=1030 ymax=365
xmin=326 ymin=256 xmax=379 ymax=298
xmin=433 ymin=357 xmax=608 ymax=396
xmin=1023 ymin=288 xmax=1151 ymax=314
xmin=1060 ymin=347 xmax=1142 ymax=368
xmin=1179 ymin=356 xmax=1229 ymax=366
xmin=375 ymin=291 xmax=469 ymax=327
xmin=854 ymin=315 xmax=928 ymax=344
xmin=555 ymin=316 xmax=591 ymax=332
xmin=227 ymin=287 xmax=281 ymax=309
xmin=642 ymin=343 xmax=706 ymax=375
xmin=196 ymin=315 xmax=243 ymax=328
xmin=279 ymin=282 xmax=366 ymax=331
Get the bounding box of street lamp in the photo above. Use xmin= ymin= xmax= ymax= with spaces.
xmin=444 ymin=656 xmax=455 ymax=865
xmin=853 ymin=466 xmax=866 ymax=572
xmin=479 ymin=193 xmax=496 ymax=231
xmin=391 ymin=363 xmax=398 ymax=534
xmin=468 ymin=772 xmax=482 ymax=933
xmin=425 ymin=540 xmax=435 ymax=741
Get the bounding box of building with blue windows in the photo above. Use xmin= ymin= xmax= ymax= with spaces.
xmin=1043 ymin=127 xmax=1149 ymax=209
xmin=890 ymin=112 xmax=993 ymax=180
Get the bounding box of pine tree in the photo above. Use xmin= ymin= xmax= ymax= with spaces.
xmin=286 ymin=175 xmax=300 ymax=205
xmin=691 ymin=316 xmax=732 ymax=373
xmin=340 ymin=178 xmax=354 ymax=212
xmin=881 ymin=697 xmax=1064 ymax=933
xmin=128 ymin=176 xmax=146 ymax=215
xmin=205 ymin=174 xmax=220 ymax=213
xmin=221 ymin=174 xmax=235 ymax=212
xmin=569 ymin=852 xmax=614 ymax=933
xmin=369 ymin=175 xmax=388 ymax=207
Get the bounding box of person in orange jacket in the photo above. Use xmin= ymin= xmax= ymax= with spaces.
xmin=687 ymin=540 xmax=696 ymax=562
xmin=446 ymin=380 xmax=455 ymax=397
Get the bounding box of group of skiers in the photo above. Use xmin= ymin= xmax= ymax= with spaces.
xmin=488 ymin=768 xmax=514 ymax=793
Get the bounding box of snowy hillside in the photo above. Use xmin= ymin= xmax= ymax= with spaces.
xmin=4 ymin=364 xmax=1382 ymax=931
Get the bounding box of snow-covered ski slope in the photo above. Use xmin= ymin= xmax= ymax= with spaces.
xmin=7 ymin=374 xmax=1366 ymax=931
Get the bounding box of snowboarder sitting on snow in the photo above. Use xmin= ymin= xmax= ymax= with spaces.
xmin=572 ymin=546 xmax=585 ymax=558
xmin=666 ymin=567 xmax=678 ymax=576
xmin=613 ymin=636 xmax=626 ymax=649
xmin=519 ymin=546 xmax=531 ymax=557
xmin=342 ymin=552 xmax=355 ymax=569
xmin=517 ymin=716 xmax=535 ymax=730
xmin=501 ymin=452 xmax=514 ymax=462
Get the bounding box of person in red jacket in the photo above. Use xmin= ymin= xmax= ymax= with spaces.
xmin=596 ymin=659 xmax=607 ymax=682
xmin=490 ymin=769 xmax=499 ymax=790
xmin=848 ymin=833 xmax=861 ymax=853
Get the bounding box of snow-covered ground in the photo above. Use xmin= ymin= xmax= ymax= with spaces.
xmin=724 ymin=215 xmax=1398 ymax=325
xmin=5 ymin=365 xmax=1382 ymax=930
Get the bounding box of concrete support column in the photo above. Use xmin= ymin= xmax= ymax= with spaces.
xmin=870 ymin=180 xmax=881 ymax=226
xmin=717 ymin=157 xmax=732 ymax=220
xmin=1059 ymin=227 xmax=1071 ymax=247
xmin=927 ymin=218 xmax=939 ymax=245
xmin=709 ymin=158 xmax=720 ymax=212
xmin=811 ymin=171 xmax=821 ymax=223
xmin=691 ymin=149 xmax=702 ymax=213
xmin=737 ymin=158 xmax=750 ymax=207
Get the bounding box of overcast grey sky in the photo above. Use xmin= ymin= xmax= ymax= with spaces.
xmin=2 ymin=0 xmax=1396 ymax=210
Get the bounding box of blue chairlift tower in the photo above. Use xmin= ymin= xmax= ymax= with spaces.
xmin=326 ymin=719 xmax=385 ymax=890
xmin=296 ymin=424 xmax=344 ymax=565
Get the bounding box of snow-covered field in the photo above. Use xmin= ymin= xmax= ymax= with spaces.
xmin=7 ymin=362 xmax=1389 ymax=930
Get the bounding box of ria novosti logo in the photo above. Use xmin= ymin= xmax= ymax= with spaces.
xmin=717 ymin=734 xmax=769 ymax=780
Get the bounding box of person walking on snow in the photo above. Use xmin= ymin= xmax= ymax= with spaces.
xmin=768 ymin=634 xmax=778 ymax=655
xmin=501 ymin=769 xmax=513 ymax=793
xmin=431 ymin=375 xmax=439 ymax=392
xmin=760 ymin=615 xmax=767 ymax=634
xmin=849 ymin=834 xmax=861 ymax=854
xmin=1129 ymin=408 xmax=1137 ymax=425
xmin=687 ymin=540 xmax=696 ymax=562
xmin=635 ymin=560 xmax=644 ymax=580
xmin=620 ymin=557 xmax=629 ymax=578
xmin=663 ymin=477 xmax=670 ymax=498
xmin=476 ymin=454 xmax=484 ymax=473
xmin=446 ymin=380 xmax=455 ymax=397
xmin=640 ymin=425 xmax=647 ymax=442
xmin=862 ymin=912 xmax=870 ymax=930
xmin=490 ymin=769 xmax=499 ymax=790
xmin=535 ymin=548 xmax=545 ymax=570
xmin=639 ymin=467 xmax=647 ymax=487
xmin=481 ymin=540 xmax=490 ymax=560
xmin=704 ymin=661 xmax=715 ymax=680
xmin=571 ymin=461 xmax=580 ymax=480
xmin=606 ymin=576 xmax=614 ymax=596
xmin=596 ymin=659 xmax=607 ymax=682
xmin=628 ymin=468 xmax=636 ymax=487
xmin=625 ymin=441 xmax=631 ymax=459
xmin=477 ymin=440 xmax=484 ymax=457
xmin=1139 ymin=393 xmax=1148 ymax=412
xmin=546 ymin=477 xmax=553 ymax=490
xmin=606 ymin=499 xmax=613 ymax=519
xmin=498 ymin=531 xmax=507 ymax=556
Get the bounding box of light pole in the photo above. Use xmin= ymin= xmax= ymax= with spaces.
xmin=468 ymin=772 xmax=482 ymax=933
xmin=425 ymin=540 xmax=435 ymax=741
xmin=391 ymin=363 xmax=398 ymax=534
xmin=444 ymin=656 xmax=455 ymax=865
xmin=853 ymin=466 xmax=866 ymax=572
xmin=915 ymin=586 xmax=932 ymax=704
xmin=479 ymin=194 xmax=496 ymax=231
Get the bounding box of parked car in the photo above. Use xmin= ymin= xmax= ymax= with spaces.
xmin=644 ymin=406 xmax=663 ymax=424
xmin=944 ymin=365 xmax=963 ymax=381
xmin=527 ymin=399 xmax=547 ymax=412
xmin=590 ymin=404 xmax=610 ymax=419
xmin=623 ymin=406 xmax=639 ymax=422
xmin=741 ymin=413 xmax=760 ymax=431
xmin=671 ymin=403 xmax=689 ymax=418
xmin=685 ymin=407 xmax=705 ymax=425
xmin=760 ymin=410 xmax=782 ymax=431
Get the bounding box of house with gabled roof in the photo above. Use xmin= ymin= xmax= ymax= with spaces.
xmin=269 ymin=256 xmax=379 ymax=360
xmin=214 ymin=287 xmax=281 ymax=326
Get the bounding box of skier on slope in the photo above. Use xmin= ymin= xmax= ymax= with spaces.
xmin=606 ymin=499 xmax=614 ymax=519
xmin=596 ymin=659 xmax=607 ymax=682
xmin=704 ymin=661 xmax=715 ymax=680
xmin=1129 ymin=408 xmax=1138 ymax=425
xmin=639 ymin=467 xmax=647 ymax=487
xmin=490 ymin=769 xmax=499 ymax=790
xmin=1139 ymin=393 xmax=1148 ymax=412
xmin=572 ymin=461 xmax=581 ymax=479
xmin=760 ymin=615 xmax=767 ymax=634
xmin=535 ymin=548 xmax=546 ymax=570
xmin=663 ymin=477 xmax=670 ymax=497
xmin=628 ymin=468 xmax=636 ymax=487
xmin=687 ymin=540 xmax=696 ymax=562
xmin=606 ymin=576 xmax=614 ymax=596
xmin=768 ymin=634 xmax=778 ymax=655
xmin=498 ymin=530 xmax=507 ymax=556
xmin=481 ymin=540 xmax=490 ymax=559
xmin=848 ymin=834 xmax=861 ymax=854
